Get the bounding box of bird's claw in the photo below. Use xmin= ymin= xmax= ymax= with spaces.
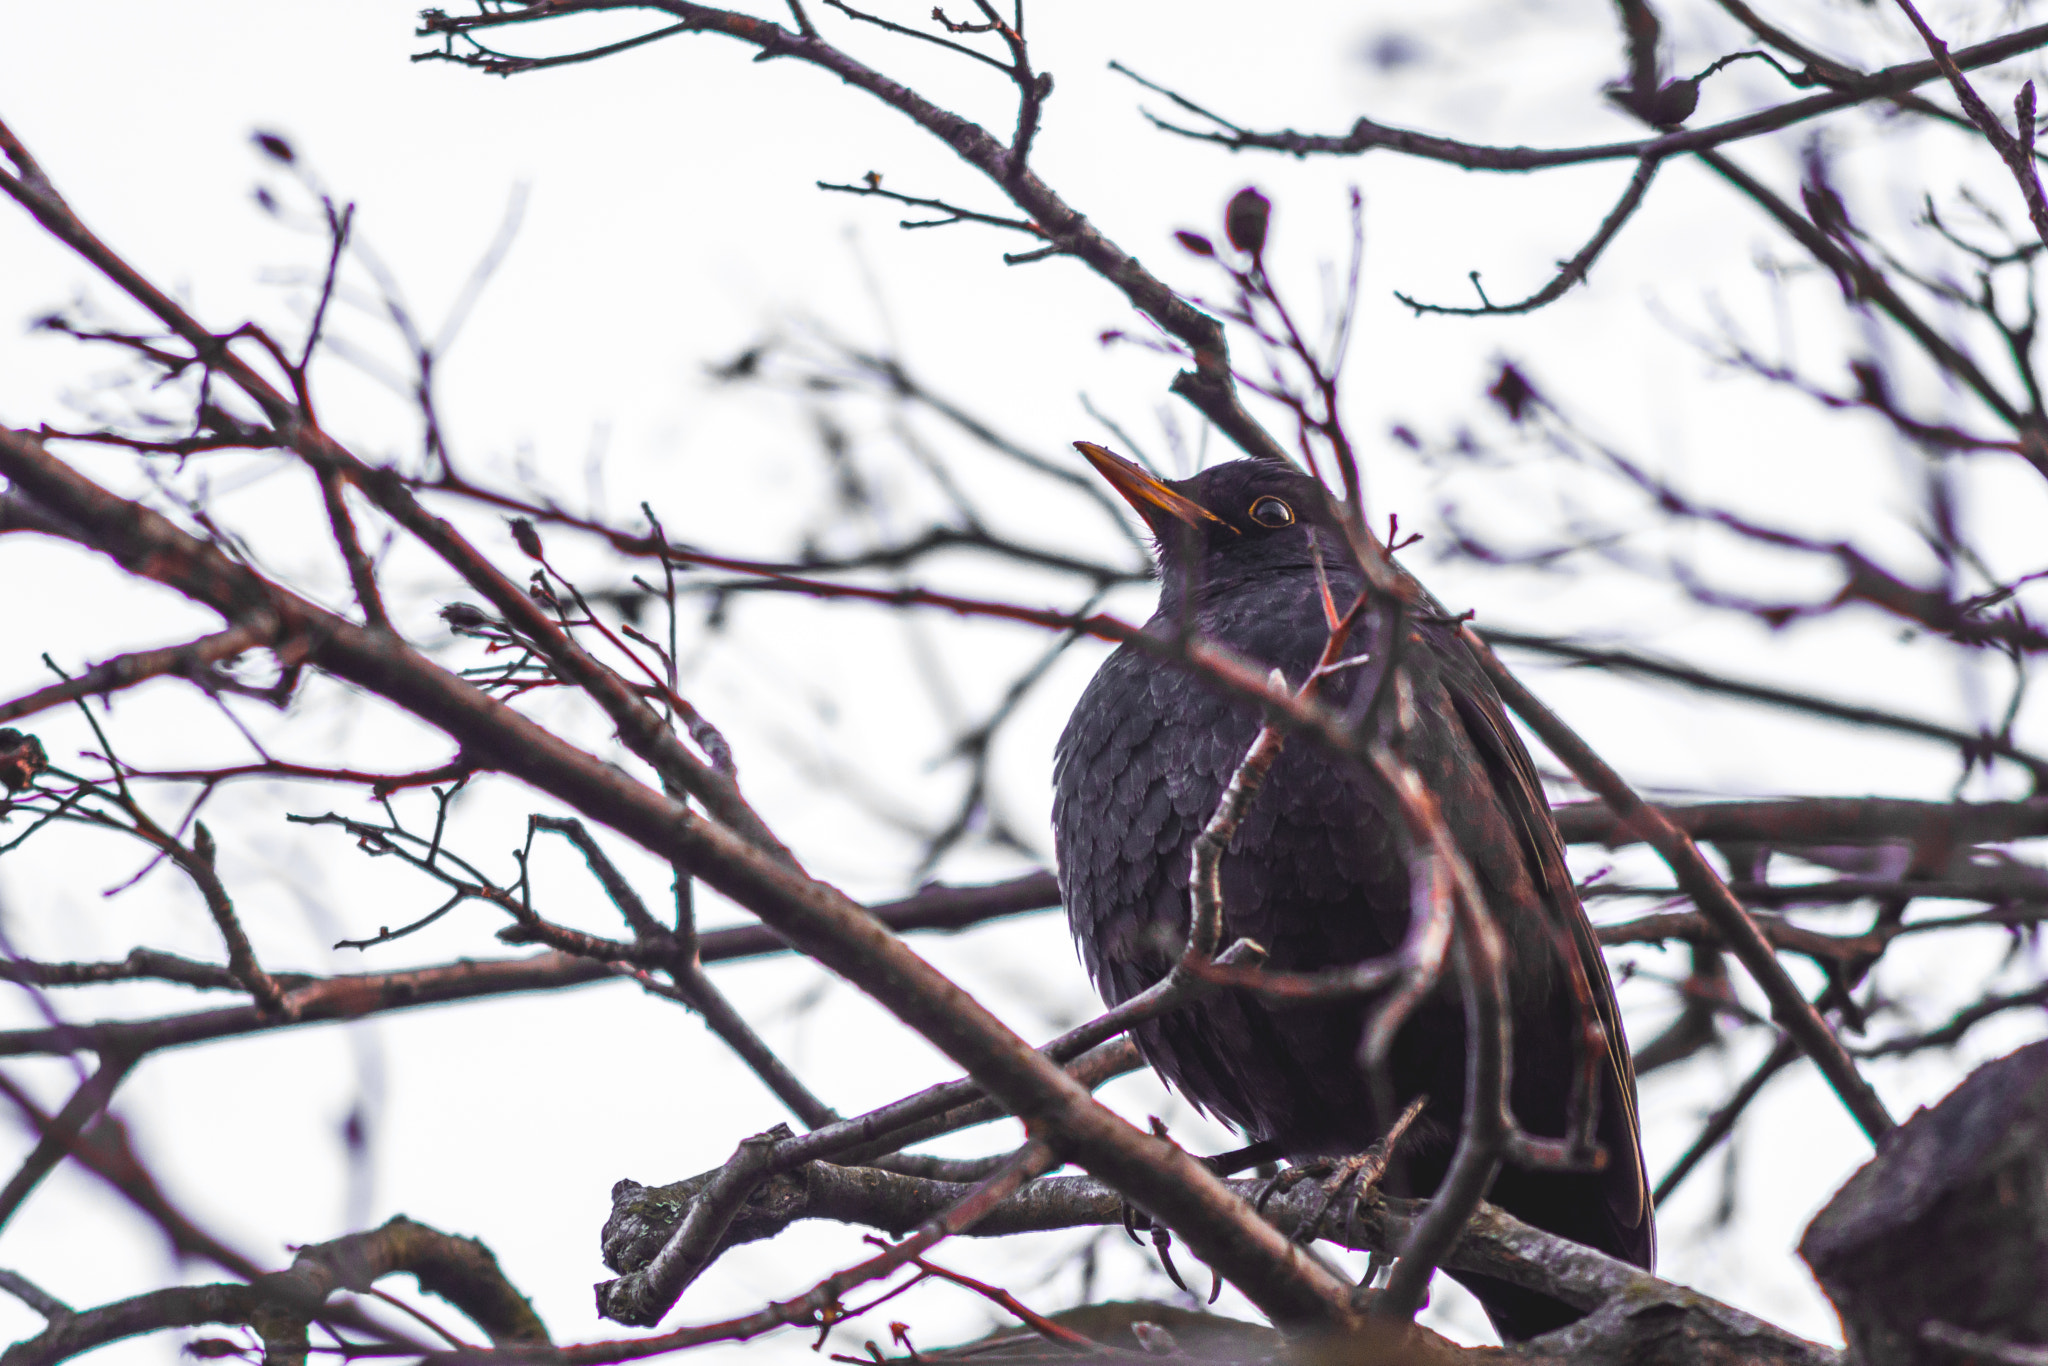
xmin=1293 ymin=1149 xmax=1385 ymax=1247
xmin=1119 ymin=1205 xmax=1217 ymax=1303
xmin=1252 ymin=1156 xmax=1331 ymax=1218
xmin=1150 ymin=1224 xmax=1190 ymax=1294
xmin=1263 ymin=1096 xmax=1428 ymax=1243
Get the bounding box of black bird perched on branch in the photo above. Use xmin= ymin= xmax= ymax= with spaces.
xmin=1053 ymin=446 xmax=1651 ymax=1341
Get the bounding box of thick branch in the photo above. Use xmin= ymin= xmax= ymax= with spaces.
xmin=600 ymin=1159 xmax=1838 ymax=1364
xmin=0 ymin=428 xmax=1359 ymax=1326
xmin=0 ymin=1216 xmax=543 ymax=1366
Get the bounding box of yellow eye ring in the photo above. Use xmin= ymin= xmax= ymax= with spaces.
xmin=1249 ymin=496 xmax=1294 ymax=528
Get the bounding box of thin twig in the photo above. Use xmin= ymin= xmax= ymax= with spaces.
xmin=0 ymin=1270 xmax=72 ymax=1322
xmin=1396 ymin=155 xmax=1663 ymax=316
xmin=1481 ymin=627 xmax=2048 ymax=784
xmin=317 ymin=465 xmax=391 ymax=630
xmin=0 ymin=625 xmax=273 ymax=726
xmin=0 ymin=1052 xmax=135 ymax=1235
xmin=1653 ymin=1034 xmax=1798 ymax=1205
xmin=1891 ymin=0 xmax=2048 ymax=250
xmin=661 ymin=961 xmax=842 ymax=1129
xmin=1853 ymin=981 xmax=2048 ymax=1059
xmin=1112 ymin=24 xmax=2048 ymax=170
xmin=173 ymin=825 xmax=289 ymax=1017
xmin=815 ymin=180 xmax=1045 ymax=238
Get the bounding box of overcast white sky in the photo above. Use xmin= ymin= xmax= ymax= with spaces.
xmin=3 ymin=0 xmax=2046 ymax=1360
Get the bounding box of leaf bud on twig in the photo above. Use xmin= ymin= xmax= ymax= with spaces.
xmin=509 ymin=517 xmax=544 ymax=560
xmin=252 ymin=131 xmax=296 ymax=164
xmin=1644 ymin=76 xmax=1700 ymax=128
xmin=1224 ymin=186 xmax=1270 ymax=258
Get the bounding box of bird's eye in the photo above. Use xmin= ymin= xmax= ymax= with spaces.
xmin=1248 ymin=496 xmax=1294 ymax=528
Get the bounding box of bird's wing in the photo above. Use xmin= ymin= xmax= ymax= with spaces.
xmin=1440 ymin=642 xmax=1652 ymax=1239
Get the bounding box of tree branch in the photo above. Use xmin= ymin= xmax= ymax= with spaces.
xmin=600 ymin=1159 xmax=1840 ymax=1364
xmin=408 ymin=1 xmax=1294 ymax=465
xmin=1465 ymin=627 xmax=1896 ymax=1143
xmin=0 ymin=625 xmax=277 ymax=726
xmin=1117 ymin=22 xmax=2048 ymax=171
xmin=1482 ymin=628 xmax=2048 ymax=785
xmin=1395 ymin=155 xmax=1664 ymax=316
xmin=0 ymin=1216 xmax=542 ymax=1366
xmin=1890 ymin=0 xmax=2048 ymax=250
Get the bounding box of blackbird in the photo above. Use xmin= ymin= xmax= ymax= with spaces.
xmin=1052 ymin=447 xmax=1651 ymax=1341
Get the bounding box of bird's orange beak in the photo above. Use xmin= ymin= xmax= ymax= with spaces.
xmin=1074 ymin=441 xmax=1232 ymax=532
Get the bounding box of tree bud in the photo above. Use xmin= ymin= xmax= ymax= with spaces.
xmin=1224 ymin=187 xmax=1271 ymax=257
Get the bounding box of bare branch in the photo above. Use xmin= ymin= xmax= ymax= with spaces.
xmin=1552 ymin=794 xmax=2048 ymax=848
xmin=0 ymin=1216 xmax=540 ymax=1366
xmin=1890 ymin=0 xmax=2048 ymax=250
xmin=601 ymin=1159 xmax=1839 ymax=1365
xmin=0 ymin=1068 xmax=265 ymax=1280
xmin=1396 ymin=155 xmax=1664 ymax=316
xmin=318 ymin=464 xmax=391 ymax=630
xmin=407 ymin=1 xmax=1294 ymax=465
xmin=1467 ymin=627 xmax=1896 ymax=1144
xmin=597 ymin=1126 xmax=791 ymax=1326
xmin=0 ymin=1271 xmax=70 ymax=1323
xmin=1653 ymin=1034 xmax=1798 ymax=1205
xmin=814 ymin=179 xmax=1047 ymax=240
xmin=175 ymin=824 xmax=289 ymax=1016
xmin=0 ymin=625 xmax=277 ymax=726
xmin=0 ymin=1053 xmax=134 ymax=1236
xmin=1114 ymin=23 xmax=2048 ymax=170
xmin=1482 ymin=628 xmax=2048 ymax=785
xmin=1367 ymin=745 xmax=1513 ymax=1321
xmin=1852 ymin=981 xmax=2048 ymax=1059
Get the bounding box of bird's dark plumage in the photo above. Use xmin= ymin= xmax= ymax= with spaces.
xmin=1053 ymin=453 xmax=1651 ymax=1341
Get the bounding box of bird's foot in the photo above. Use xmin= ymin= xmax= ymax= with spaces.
xmin=1272 ymin=1151 xmax=1384 ymax=1246
xmin=1250 ymin=1155 xmax=1333 ymax=1218
xmin=1119 ymin=1131 xmax=1278 ymax=1232
xmin=1117 ymin=1206 xmax=1221 ymax=1305
xmin=1116 ymin=1124 xmax=1272 ymax=1306
xmin=1262 ymin=1097 xmax=1430 ymax=1246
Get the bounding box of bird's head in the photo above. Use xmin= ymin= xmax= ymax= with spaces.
xmin=1076 ymin=442 xmax=1351 ymax=599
